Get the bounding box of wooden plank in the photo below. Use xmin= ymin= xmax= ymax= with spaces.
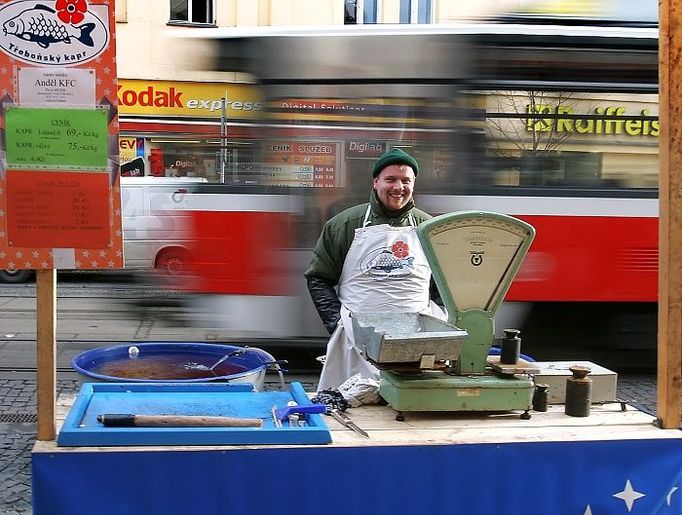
xmin=658 ymin=0 xmax=682 ymax=429
xmin=487 ymin=355 xmax=540 ymax=375
xmin=44 ymin=393 xmax=681 ymax=453
xmin=36 ymin=269 xmax=57 ymax=441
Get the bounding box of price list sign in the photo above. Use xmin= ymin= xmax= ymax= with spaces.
xmin=6 ymin=107 xmax=108 ymax=170
xmin=6 ymin=172 xmax=110 ymax=248
xmin=4 ymin=107 xmax=111 ymax=249
xmin=314 ymin=165 xmax=336 ymax=188
xmin=263 ymin=142 xmax=337 ymax=187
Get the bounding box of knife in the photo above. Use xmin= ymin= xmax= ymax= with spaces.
xmin=329 ymin=409 xmax=369 ymax=438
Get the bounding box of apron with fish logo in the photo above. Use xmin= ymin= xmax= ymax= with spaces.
xmin=318 ymin=206 xmax=443 ymax=391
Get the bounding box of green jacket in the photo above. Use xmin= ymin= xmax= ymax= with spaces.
xmin=304 ymin=191 xmax=432 ymax=285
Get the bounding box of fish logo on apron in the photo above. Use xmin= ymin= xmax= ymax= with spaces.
xmin=361 ymin=239 xmax=414 ymax=277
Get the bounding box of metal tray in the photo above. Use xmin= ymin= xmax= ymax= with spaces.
xmin=352 ymin=312 xmax=467 ymax=366
xmin=57 ymin=382 xmax=331 ymax=447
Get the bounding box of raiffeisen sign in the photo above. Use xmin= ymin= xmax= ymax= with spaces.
xmin=525 ymin=105 xmax=660 ymax=137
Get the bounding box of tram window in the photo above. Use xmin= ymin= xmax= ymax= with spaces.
xmin=603 ymin=153 xmax=658 ymax=188
xmin=517 ymin=152 xmax=600 ymax=187
xmin=563 ymin=153 xmax=602 ymax=184
xmin=169 ymin=0 xmax=213 ymax=25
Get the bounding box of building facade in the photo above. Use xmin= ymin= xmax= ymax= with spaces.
xmin=113 ymin=1 xmax=659 ymax=193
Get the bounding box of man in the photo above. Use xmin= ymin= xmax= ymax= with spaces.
xmin=305 ymin=148 xmax=444 ymax=390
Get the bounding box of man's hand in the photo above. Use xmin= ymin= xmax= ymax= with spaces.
xmin=306 ymin=276 xmax=342 ymax=334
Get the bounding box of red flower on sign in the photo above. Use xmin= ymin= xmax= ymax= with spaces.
xmin=391 ymin=240 xmax=409 ymax=259
xmin=56 ymin=0 xmax=88 ymax=24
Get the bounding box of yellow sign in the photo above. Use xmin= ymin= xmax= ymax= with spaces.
xmin=516 ymin=0 xmax=603 ymax=16
xmin=119 ymin=137 xmax=137 ymax=162
xmin=117 ymin=79 xmax=263 ymax=119
xmin=526 ymin=105 xmax=659 ymax=137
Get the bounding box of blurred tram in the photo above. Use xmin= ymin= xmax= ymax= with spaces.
xmin=176 ymin=23 xmax=659 ymax=369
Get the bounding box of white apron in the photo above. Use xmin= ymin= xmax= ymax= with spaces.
xmin=317 ymin=206 xmax=445 ymax=391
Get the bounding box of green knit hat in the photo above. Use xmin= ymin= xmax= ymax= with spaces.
xmin=372 ymin=148 xmax=419 ymax=177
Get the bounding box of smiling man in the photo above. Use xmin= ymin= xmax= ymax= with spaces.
xmin=304 ymin=148 xmax=445 ymax=390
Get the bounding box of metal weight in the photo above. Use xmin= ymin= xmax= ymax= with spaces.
xmin=565 ymin=366 xmax=592 ymax=417
xmin=532 ymin=383 xmax=549 ymax=412
xmin=500 ymin=329 xmax=521 ymax=364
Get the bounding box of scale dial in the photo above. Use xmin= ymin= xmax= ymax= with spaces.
xmin=418 ymin=212 xmax=535 ymax=315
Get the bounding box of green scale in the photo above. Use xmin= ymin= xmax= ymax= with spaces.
xmin=352 ymin=211 xmax=538 ymax=420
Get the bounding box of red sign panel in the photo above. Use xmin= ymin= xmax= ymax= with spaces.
xmin=6 ymin=171 xmax=111 ymax=248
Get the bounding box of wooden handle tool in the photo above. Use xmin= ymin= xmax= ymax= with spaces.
xmin=97 ymin=414 xmax=263 ymax=428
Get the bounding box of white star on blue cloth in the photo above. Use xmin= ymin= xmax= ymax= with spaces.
xmin=613 ymin=479 xmax=646 ymax=512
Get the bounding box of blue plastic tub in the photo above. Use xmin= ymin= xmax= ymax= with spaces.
xmin=71 ymin=342 xmax=278 ymax=390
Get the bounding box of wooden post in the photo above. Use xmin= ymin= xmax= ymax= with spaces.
xmin=36 ymin=269 xmax=57 ymax=440
xmin=658 ymin=0 xmax=682 ymax=429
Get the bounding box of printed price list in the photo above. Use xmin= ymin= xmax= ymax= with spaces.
xmin=263 ymin=141 xmax=337 ymax=188
xmin=5 ymin=107 xmax=108 ymax=170
xmin=5 ymin=171 xmax=110 ymax=248
xmin=314 ymin=166 xmax=336 ymax=187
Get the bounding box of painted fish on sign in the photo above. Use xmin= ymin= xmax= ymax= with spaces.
xmin=0 ymin=0 xmax=109 ymax=65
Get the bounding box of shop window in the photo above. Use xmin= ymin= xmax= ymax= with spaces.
xmin=345 ymin=0 xmax=378 ymax=24
xmin=399 ymin=0 xmax=432 ymax=24
xmin=169 ymin=0 xmax=213 ymax=25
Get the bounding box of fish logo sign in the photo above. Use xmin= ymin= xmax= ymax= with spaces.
xmin=0 ymin=0 xmax=109 ymax=66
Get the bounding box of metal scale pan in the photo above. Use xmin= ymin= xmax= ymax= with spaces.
xmin=352 ymin=312 xmax=468 ymax=371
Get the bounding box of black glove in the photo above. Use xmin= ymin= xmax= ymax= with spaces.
xmin=306 ymin=276 xmax=342 ymax=335
xmin=430 ymin=278 xmax=445 ymax=309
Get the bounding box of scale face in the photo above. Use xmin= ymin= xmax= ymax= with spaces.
xmin=417 ymin=211 xmax=536 ymax=319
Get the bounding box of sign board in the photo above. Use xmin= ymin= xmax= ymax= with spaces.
xmin=263 ymin=142 xmax=337 ymax=187
xmin=120 ymin=156 xmax=145 ymax=177
xmin=0 ymin=0 xmax=122 ymax=271
xmin=117 ymin=79 xmax=263 ymax=119
xmin=6 ymin=107 xmax=109 ymax=169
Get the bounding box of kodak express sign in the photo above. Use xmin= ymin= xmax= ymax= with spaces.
xmin=117 ymin=79 xmax=263 ymax=119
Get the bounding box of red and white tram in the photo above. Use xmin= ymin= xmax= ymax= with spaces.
xmin=165 ymin=23 xmax=659 ymax=369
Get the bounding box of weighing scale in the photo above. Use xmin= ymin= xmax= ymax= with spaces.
xmin=353 ymin=211 xmax=538 ymax=419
